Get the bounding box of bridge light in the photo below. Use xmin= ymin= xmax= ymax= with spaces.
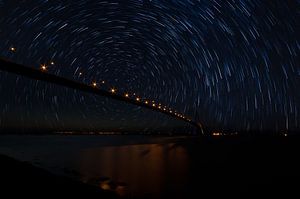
xmin=145 ymin=101 xmax=149 ymax=104
xmin=92 ymin=81 xmax=97 ymax=87
xmin=158 ymin=106 xmax=161 ymax=109
xmin=125 ymin=93 xmax=129 ymax=97
xmin=111 ymin=88 xmax=116 ymax=93
xmin=101 ymin=80 xmax=105 ymax=84
xmin=10 ymin=47 xmax=16 ymax=52
xmin=40 ymin=64 xmax=47 ymax=72
xmin=163 ymin=108 xmax=166 ymax=111
xmin=152 ymin=103 xmax=156 ymax=107
xmin=136 ymin=97 xmax=140 ymax=101
xmin=50 ymin=61 xmax=55 ymax=65
xmin=79 ymin=72 xmax=83 ymax=76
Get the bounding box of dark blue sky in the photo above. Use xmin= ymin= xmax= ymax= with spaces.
xmin=0 ymin=0 xmax=299 ymax=132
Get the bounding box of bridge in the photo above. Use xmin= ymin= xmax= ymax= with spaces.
xmin=0 ymin=56 xmax=204 ymax=133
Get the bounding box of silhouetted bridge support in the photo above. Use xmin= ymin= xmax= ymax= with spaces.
xmin=0 ymin=58 xmax=204 ymax=134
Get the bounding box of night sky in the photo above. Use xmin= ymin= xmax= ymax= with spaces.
xmin=0 ymin=0 xmax=299 ymax=133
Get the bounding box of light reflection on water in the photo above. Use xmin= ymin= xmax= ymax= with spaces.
xmin=78 ymin=143 xmax=189 ymax=198
xmin=0 ymin=135 xmax=193 ymax=199
xmin=1 ymin=135 xmax=298 ymax=198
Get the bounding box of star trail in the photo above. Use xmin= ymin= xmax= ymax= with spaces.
xmin=0 ymin=0 xmax=299 ymax=133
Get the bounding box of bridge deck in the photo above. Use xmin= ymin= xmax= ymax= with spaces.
xmin=0 ymin=58 xmax=203 ymax=133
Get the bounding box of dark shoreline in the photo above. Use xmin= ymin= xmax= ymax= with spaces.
xmin=0 ymin=154 xmax=118 ymax=198
xmin=1 ymin=136 xmax=300 ymax=198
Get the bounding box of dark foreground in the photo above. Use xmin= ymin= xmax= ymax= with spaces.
xmin=180 ymin=136 xmax=300 ymax=198
xmin=1 ymin=135 xmax=300 ymax=198
xmin=0 ymin=155 xmax=118 ymax=198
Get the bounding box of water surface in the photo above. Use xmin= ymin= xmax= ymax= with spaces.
xmin=0 ymin=135 xmax=196 ymax=198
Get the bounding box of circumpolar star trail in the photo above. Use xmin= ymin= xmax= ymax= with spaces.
xmin=0 ymin=0 xmax=299 ymax=133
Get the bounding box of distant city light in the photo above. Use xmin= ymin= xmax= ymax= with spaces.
xmin=212 ymin=132 xmax=222 ymax=136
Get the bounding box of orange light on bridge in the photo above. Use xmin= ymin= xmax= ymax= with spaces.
xmin=136 ymin=97 xmax=140 ymax=101
xmin=145 ymin=101 xmax=149 ymax=104
xmin=125 ymin=93 xmax=129 ymax=97
xmin=152 ymin=103 xmax=156 ymax=107
xmin=92 ymin=81 xmax=97 ymax=87
xmin=111 ymin=88 xmax=116 ymax=93
xmin=10 ymin=47 xmax=16 ymax=52
xmin=40 ymin=64 xmax=47 ymax=72
xmin=158 ymin=106 xmax=161 ymax=109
